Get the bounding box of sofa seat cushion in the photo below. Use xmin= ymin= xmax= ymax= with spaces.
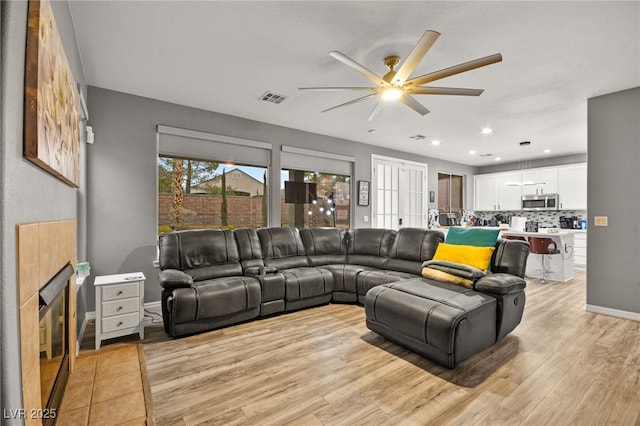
xmin=356 ymin=269 xmax=417 ymax=298
xmin=172 ymin=276 xmax=261 ymax=324
xmin=281 ymin=267 xmax=335 ymax=301
xmin=365 ymin=277 xmax=497 ymax=366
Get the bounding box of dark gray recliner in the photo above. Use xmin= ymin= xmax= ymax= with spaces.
xmin=257 ymin=227 xmax=335 ymax=311
xmin=158 ymin=229 xmax=261 ymax=337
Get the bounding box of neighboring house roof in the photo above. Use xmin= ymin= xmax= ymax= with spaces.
xmin=194 ymin=168 xmax=264 ymax=196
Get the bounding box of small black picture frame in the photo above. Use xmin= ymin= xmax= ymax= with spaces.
xmin=358 ymin=180 xmax=369 ymax=206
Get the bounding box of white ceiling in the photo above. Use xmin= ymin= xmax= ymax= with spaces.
xmin=68 ymin=1 xmax=640 ymax=166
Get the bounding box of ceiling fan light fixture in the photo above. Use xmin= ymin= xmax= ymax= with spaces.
xmin=382 ymin=87 xmax=403 ymax=101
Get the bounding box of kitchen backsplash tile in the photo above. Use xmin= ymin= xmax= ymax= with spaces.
xmin=474 ymin=210 xmax=587 ymax=228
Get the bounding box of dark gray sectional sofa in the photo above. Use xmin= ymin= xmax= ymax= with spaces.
xmin=158 ymin=226 xmax=529 ymax=368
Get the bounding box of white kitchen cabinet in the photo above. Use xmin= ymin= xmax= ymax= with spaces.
xmin=521 ymin=167 xmax=558 ymax=195
xmin=557 ymin=163 xmax=587 ymax=210
xmin=474 ymin=172 xmax=522 ymax=211
xmin=496 ymin=172 xmax=523 ymax=210
xmin=573 ymin=231 xmax=587 ymax=268
xmin=474 ymin=174 xmax=498 ymax=210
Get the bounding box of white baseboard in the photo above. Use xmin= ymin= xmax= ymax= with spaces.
xmin=585 ymin=304 xmax=640 ymax=322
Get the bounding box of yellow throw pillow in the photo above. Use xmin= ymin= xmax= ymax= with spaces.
xmin=432 ymin=243 xmax=495 ymax=273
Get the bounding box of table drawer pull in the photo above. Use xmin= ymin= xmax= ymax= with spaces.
xmin=101 ymin=312 xmax=139 ymax=333
xmin=102 ymin=282 xmax=139 ymax=301
xmin=102 ymin=297 xmax=139 ymax=317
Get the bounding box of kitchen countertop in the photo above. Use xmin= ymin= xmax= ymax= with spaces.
xmin=501 ymin=229 xmax=579 ymax=236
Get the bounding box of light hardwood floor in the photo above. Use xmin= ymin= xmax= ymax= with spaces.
xmin=140 ymin=271 xmax=640 ymax=425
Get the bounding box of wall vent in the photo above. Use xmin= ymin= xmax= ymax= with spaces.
xmin=259 ymin=92 xmax=287 ymax=104
xmin=479 ymin=153 xmax=493 ymax=157
xmin=408 ymin=134 xmax=428 ymax=140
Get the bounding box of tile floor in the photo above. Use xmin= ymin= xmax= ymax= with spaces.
xmin=57 ymin=344 xmax=149 ymax=425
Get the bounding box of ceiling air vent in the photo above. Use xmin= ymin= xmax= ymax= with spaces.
xmin=259 ymin=92 xmax=287 ymax=104
xmin=479 ymin=153 xmax=493 ymax=157
xmin=408 ymin=134 xmax=428 ymax=141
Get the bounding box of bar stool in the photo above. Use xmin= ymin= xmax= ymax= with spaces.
xmin=528 ymin=237 xmax=560 ymax=283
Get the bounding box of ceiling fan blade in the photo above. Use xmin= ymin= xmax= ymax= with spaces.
xmin=392 ymin=30 xmax=440 ymax=85
xmin=405 ymin=53 xmax=503 ymax=87
xmin=367 ymin=99 xmax=386 ymax=121
xmin=321 ymin=93 xmax=377 ymax=113
xmin=299 ymin=87 xmax=378 ymax=92
xmin=329 ymin=51 xmax=388 ymax=87
xmin=398 ymin=94 xmax=430 ymax=116
xmin=408 ymin=86 xmax=485 ymax=96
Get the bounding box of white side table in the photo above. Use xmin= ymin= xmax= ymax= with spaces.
xmin=94 ymin=272 xmax=145 ymax=350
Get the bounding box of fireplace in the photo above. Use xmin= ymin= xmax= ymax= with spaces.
xmin=38 ymin=263 xmax=73 ymax=422
xmin=17 ymin=219 xmax=77 ymax=426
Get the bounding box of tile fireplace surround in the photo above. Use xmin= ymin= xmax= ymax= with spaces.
xmin=17 ymin=219 xmax=77 ymax=426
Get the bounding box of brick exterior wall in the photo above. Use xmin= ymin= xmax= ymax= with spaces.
xmin=159 ymin=193 xmax=350 ymax=229
xmin=159 ymin=193 xmax=266 ymax=228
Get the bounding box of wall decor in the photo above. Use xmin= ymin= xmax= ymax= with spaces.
xmin=358 ymin=181 xmax=369 ymax=206
xmin=24 ymin=0 xmax=80 ymax=187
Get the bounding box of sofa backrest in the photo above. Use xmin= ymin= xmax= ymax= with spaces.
xmin=346 ymin=228 xmax=396 ymax=269
xmin=257 ymin=227 xmax=309 ymax=270
xmin=300 ymin=227 xmax=348 ymax=266
xmin=386 ymin=228 xmax=445 ymax=274
xmin=234 ymin=228 xmax=265 ymax=271
xmin=491 ymin=239 xmax=530 ymax=278
xmin=158 ymin=229 xmax=243 ymax=281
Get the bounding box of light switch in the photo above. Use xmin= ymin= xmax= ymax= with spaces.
xmin=594 ymin=216 xmax=608 ymax=227
xmin=363 ymin=215 xmax=369 ymax=223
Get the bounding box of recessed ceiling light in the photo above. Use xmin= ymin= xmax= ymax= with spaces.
xmin=543 ymin=149 xmax=551 ymax=153
xmin=469 ymin=150 xmax=477 ymax=155
xmin=481 ymin=127 xmax=493 ymax=135
xmin=431 ymin=139 xmax=441 ymax=146
xmin=495 ymin=157 xmax=502 ymax=161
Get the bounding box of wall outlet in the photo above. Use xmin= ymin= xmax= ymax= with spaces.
xmin=594 ymin=216 xmax=608 ymax=226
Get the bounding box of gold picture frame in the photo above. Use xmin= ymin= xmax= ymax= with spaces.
xmin=24 ymin=0 xmax=80 ymax=187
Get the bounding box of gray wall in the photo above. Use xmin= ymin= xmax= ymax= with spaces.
xmin=587 ymin=86 xmax=640 ymax=315
xmin=1 ymin=0 xmax=86 ymax=418
xmin=86 ymin=87 xmax=477 ymax=311
xmin=476 ymin=153 xmax=587 ymax=175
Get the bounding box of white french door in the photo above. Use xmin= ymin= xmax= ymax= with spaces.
xmin=372 ymin=155 xmax=428 ymax=229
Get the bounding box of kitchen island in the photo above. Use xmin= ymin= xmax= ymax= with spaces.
xmin=501 ymin=230 xmax=576 ymax=282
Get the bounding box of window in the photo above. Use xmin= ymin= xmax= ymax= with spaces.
xmin=158 ymin=155 xmax=268 ymax=232
xmin=280 ymin=169 xmax=350 ymax=229
xmin=438 ymin=172 xmax=463 ymax=217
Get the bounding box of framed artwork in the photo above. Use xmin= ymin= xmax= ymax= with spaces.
xmin=358 ymin=180 xmax=369 ymax=206
xmin=24 ymin=0 xmax=81 ymax=187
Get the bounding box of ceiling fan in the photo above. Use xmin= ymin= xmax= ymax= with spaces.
xmin=299 ymin=30 xmax=502 ymax=121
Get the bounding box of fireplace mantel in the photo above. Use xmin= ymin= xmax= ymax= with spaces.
xmin=17 ymin=220 xmax=76 ymax=426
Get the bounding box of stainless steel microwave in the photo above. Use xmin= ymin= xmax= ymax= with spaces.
xmin=522 ymin=193 xmax=559 ymax=211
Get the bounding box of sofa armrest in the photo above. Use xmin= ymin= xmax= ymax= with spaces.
xmin=244 ymin=266 xmax=278 ymax=276
xmin=474 ymin=273 xmax=526 ymax=295
xmin=159 ymin=269 xmax=193 ymax=290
